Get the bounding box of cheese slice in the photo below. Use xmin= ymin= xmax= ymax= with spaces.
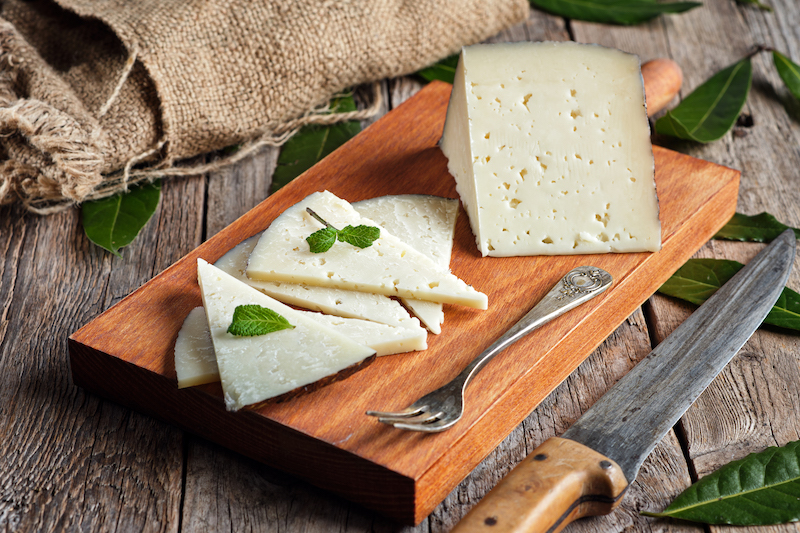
xmin=440 ymin=41 xmax=661 ymax=257
xmin=246 ymin=191 xmax=487 ymax=309
xmin=353 ymin=195 xmax=458 ymax=334
xmin=173 ymin=304 xmax=426 ymax=389
xmin=197 ymin=259 xmax=375 ymax=411
xmin=215 ymin=236 xmax=422 ymax=330
xmin=174 ymin=307 xmax=218 ymax=388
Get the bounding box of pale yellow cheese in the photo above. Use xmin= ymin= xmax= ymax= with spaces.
xmin=197 ymin=259 xmax=375 ymax=411
xmin=440 ymin=41 xmax=661 ymax=257
xmin=353 ymin=195 xmax=458 ymax=334
xmin=215 ymin=236 xmax=422 ymax=330
xmin=246 ymin=191 xmax=487 ymax=309
xmin=174 ymin=307 xmax=218 ymax=388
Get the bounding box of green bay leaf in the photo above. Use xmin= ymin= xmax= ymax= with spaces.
xmin=416 ymin=54 xmax=459 ymax=84
xmin=715 ymin=212 xmax=800 ymax=242
xmin=529 ymin=0 xmax=701 ymax=26
xmin=227 ymin=304 xmax=295 ymax=336
xmin=736 ymin=0 xmax=772 ymax=10
xmin=773 ymin=51 xmax=800 ymax=101
xmin=658 ymin=258 xmax=800 ymax=331
xmin=81 ymin=180 xmax=161 ymax=257
xmin=271 ymin=95 xmax=361 ymax=193
xmin=643 ymin=440 xmax=800 ymax=525
xmin=655 ymin=57 xmax=752 ymax=142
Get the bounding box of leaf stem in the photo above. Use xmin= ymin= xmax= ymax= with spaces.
xmin=747 ymin=44 xmax=775 ymax=59
xmin=306 ymin=208 xmax=337 ymax=230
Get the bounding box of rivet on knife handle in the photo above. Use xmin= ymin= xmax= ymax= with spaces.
xmin=451 ymin=438 xmax=628 ymax=533
xmin=365 ymin=267 xmax=612 ymax=432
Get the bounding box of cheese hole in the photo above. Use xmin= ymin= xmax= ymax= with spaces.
xmin=573 ymin=241 xmax=579 ymax=249
xmin=542 ymin=237 xmax=554 ymax=244
xmin=509 ymin=198 xmax=521 ymax=208
xmin=500 ymin=83 xmax=505 ymax=89
xmin=485 ymin=133 xmax=490 ymax=139
xmin=522 ymin=93 xmax=532 ymax=111
xmin=570 ymin=89 xmax=577 ymax=97
xmin=575 ymin=154 xmax=582 ymax=160
xmin=503 ymin=182 xmax=511 ymax=190
xmin=429 ymin=282 xmax=439 ymax=289
xmin=630 ymin=177 xmax=636 ymax=183
xmin=327 ymin=272 xmax=334 ymax=278
xmin=570 ymin=109 xmax=581 ymax=119
xmin=599 ymin=233 xmax=609 ymax=242
xmin=319 ymin=258 xmax=326 ymax=265
xmin=519 ymin=169 xmax=528 ymax=180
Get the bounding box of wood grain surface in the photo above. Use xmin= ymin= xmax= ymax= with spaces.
xmin=70 ymin=76 xmax=736 ymax=523
xmin=2 ymin=1 xmax=800 ymax=532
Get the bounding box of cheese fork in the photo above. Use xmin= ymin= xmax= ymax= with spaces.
xmin=365 ymin=266 xmax=613 ymax=432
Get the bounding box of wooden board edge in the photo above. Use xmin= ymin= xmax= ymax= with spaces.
xmin=68 ymin=337 xmax=419 ymax=524
xmin=409 ymin=166 xmax=741 ymax=523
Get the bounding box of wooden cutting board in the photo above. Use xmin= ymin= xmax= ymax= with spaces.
xmin=69 ymin=81 xmax=739 ymax=525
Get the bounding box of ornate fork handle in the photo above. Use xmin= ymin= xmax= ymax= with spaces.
xmin=452 ymin=267 xmax=613 ymax=396
xmin=367 ymin=266 xmax=613 ymax=432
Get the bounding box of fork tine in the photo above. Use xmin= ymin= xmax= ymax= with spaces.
xmin=391 ymin=418 xmax=459 ymax=433
xmin=365 ymin=405 xmax=427 ymax=418
xmin=376 ymin=410 xmax=443 ymax=426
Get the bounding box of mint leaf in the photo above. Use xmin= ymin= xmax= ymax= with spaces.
xmin=306 ymin=227 xmax=338 ymax=253
xmin=81 ymin=180 xmax=161 ymax=257
xmin=642 ymin=440 xmax=800 ymax=525
xmin=227 ymin=305 xmax=295 ymax=336
xmin=337 ymin=225 xmax=380 ymax=249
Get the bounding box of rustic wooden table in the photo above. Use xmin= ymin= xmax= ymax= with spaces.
xmin=2 ymin=1 xmax=800 ymax=531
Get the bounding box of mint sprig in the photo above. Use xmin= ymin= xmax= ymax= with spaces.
xmin=227 ymin=304 xmax=295 ymax=336
xmin=305 ymin=208 xmax=380 ymax=253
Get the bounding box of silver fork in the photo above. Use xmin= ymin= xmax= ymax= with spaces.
xmin=365 ymin=266 xmax=613 ymax=432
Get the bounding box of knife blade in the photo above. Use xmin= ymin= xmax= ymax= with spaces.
xmin=452 ymin=229 xmax=796 ymax=533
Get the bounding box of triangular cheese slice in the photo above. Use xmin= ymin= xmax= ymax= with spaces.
xmin=353 ymin=195 xmax=458 ymax=334
xmin=173 ymin=304 xmax=426 ymax=390
xmin=215 ymin=236 xmax=422 ymax=330
xmin=246 ymin=191 xmax=488 ymax=309
xmin=197 ymin=259 xmax=375 ymax=411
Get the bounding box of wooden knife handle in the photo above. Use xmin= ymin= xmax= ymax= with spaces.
xmin=451 ymin=438 xmax=629 ymax=533
xmin=641 ymin=58 xmax=683 ymax=117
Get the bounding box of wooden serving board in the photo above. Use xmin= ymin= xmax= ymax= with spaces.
xmin=69 ymin=81 xmax=739 ymax=525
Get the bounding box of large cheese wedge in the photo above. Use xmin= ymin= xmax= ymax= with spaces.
xmin=353 ymin=195 xmax=458 ymax=334
xmin=246 ymin=191 xmax=488 ymax=309
xmin=440 ymin=41 xmax=661 ymax=257
xmin=215 ymin=236 xmax=422 ymax=330
xmin=197 ymin=259 xmax=375 ymax=411
xmin=173 ymin=304 xmax=426 ymax=390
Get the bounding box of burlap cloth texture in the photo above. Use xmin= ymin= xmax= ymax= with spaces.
xmin=0 ymin=0 xmax=527 ymax=213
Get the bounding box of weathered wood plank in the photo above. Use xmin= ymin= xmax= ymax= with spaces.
xmin=0 ymin=167 xmax=205 ymax=531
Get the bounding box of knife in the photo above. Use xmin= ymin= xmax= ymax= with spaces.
xmin=452 ymin=229 xmax=796 ymax=533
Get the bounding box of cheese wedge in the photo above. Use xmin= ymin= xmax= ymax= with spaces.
xmin=353 ymin=195 xmax=458 ymax=334
xmin=174 ymin=307 xmax=218 ymax=388
xmin=246 ymin=191 xmax=488 ymax=309
xmin=440 ymin=41 xmax=661 ymax=257
xmin=197 ymin=259 xmax=375 ymax=411
xmin=215 ymin=236 xmax=422 ymax=330
xmin=173 ymin=304 xmax=426 ymax=389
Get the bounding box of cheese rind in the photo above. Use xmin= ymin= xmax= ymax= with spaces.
xmin=353 ymin=195 xmax=458 ymax=334
xmin=215 ymin=236 xmax=422 ymax=330
xmin=197 ymin=259 xmax=375 ymax=411
xmin=246 ymin=191 xmax=487 ymax=309
xmin=440 ymin=41 xmax=661 ymax=257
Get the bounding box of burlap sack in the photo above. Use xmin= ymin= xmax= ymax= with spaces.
xmin=0 ymin=0 xmax=527 ymax=212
